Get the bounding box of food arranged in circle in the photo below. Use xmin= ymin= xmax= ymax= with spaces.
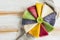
xmin=22 ymin=3 xmax=57 ymax=38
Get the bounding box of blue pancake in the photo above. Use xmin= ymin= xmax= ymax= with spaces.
xmin=22 ymin=19 xmax=37 ymax=25
xmin=43 ymin=12 xmax=56 ymax=26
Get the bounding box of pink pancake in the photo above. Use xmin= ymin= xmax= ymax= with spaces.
xmin=28 ymin=6 xmax=38 ymax=19
xmin=40 ymin=24 xmax=48 ymax=37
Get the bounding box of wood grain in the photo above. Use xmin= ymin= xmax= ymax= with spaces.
xmin=0 ymin=11 xmax=24 ymax=32
xmin=0 ymin=11 xmax=24 ymax=17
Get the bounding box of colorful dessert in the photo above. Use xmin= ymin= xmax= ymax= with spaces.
xmin=22 ymin=3 xmax=56 ymax=38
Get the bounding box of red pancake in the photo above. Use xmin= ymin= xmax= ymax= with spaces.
xmin=40 ymin=24 xmax=48 ymax=37
xmin=28 ymin=6 xmax=38 ymax=19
